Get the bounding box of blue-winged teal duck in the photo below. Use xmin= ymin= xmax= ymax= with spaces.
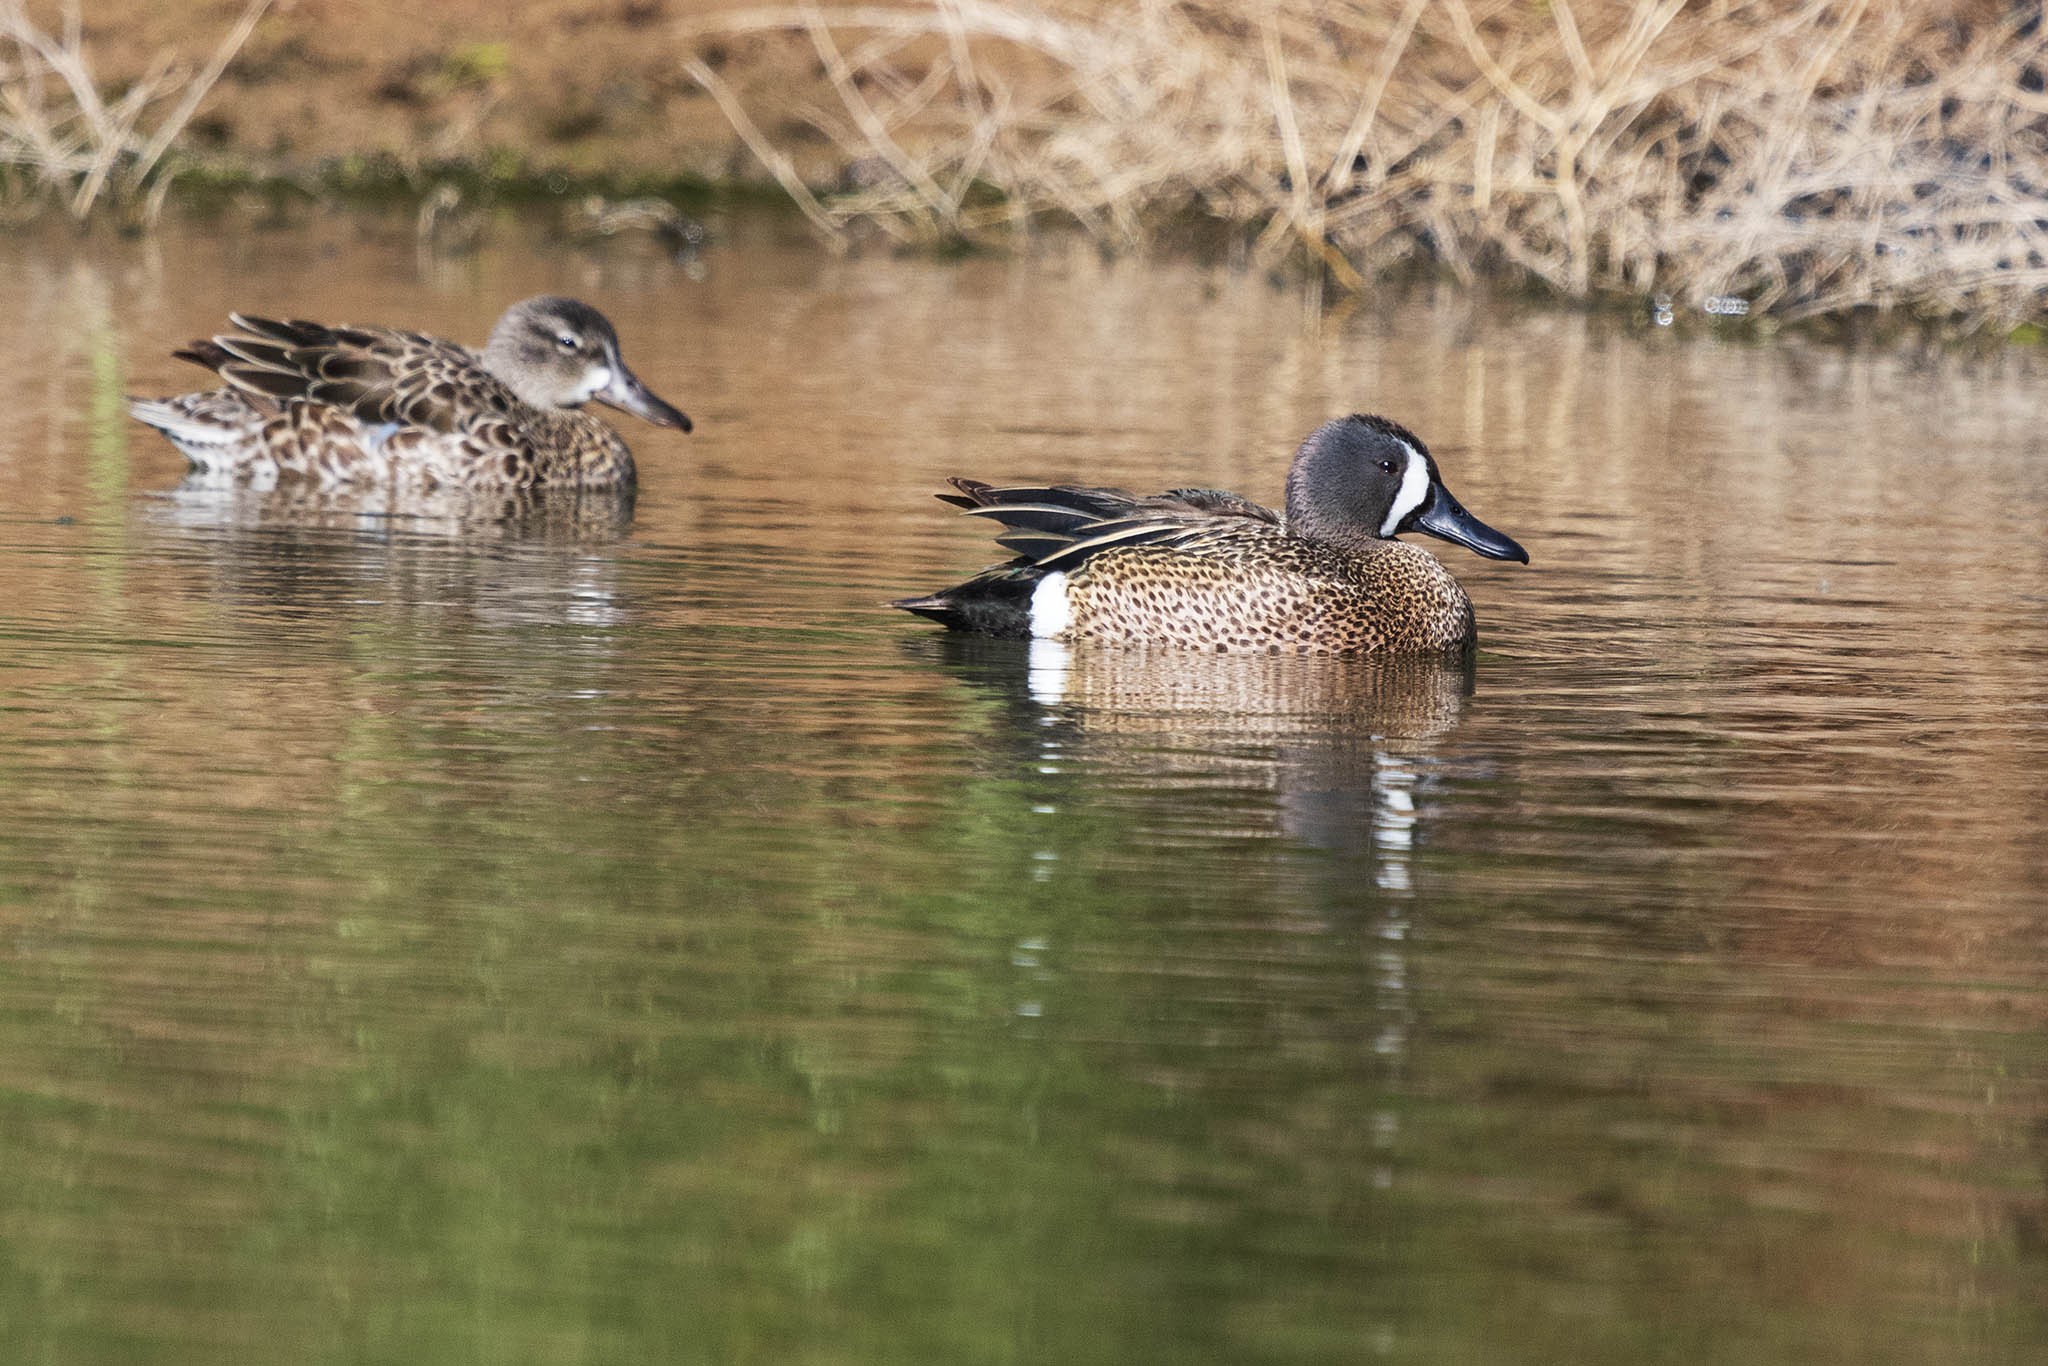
xmin=127 ymin=296 xmax=690 ymax=490
xmin=893 ymin=414 xmax=1529 ymax=653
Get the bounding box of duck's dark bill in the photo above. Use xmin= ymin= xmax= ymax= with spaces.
xmin=1415 ymin=489 xmax=1529 ymax=563
xmin=600 ymin=367 xmax=693 ymax=432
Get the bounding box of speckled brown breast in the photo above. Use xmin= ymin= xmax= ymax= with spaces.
xmin=1062 ymin=527 xmax=1476 ymax=653
xmin=382 ymin=407 xmax=637 ymax=490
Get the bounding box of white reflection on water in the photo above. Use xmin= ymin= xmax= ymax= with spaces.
xmin=1370 ymin=753 xmax=1416 ymax=1218
xmin=1026 ymin=635 xmax=1073 ymax=706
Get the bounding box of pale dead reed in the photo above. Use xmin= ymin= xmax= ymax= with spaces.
xmin=685 ymin=0 xmax=2048 ymax=327
xmin=0 ymin=0 xmax=271 ymax=222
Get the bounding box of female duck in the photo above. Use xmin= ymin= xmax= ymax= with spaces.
xmin=893 ymin=414 xmax=1529 ymax=653
xmin=128 ymin=296 xmax=690 ymax=491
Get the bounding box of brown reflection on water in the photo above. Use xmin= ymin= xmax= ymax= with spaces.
xmin=2 ymin=210 xmax=2039 ymax=958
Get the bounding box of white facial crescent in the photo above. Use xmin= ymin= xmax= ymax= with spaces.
xmin=1379 ymin=444 xmax=1430 ymax=537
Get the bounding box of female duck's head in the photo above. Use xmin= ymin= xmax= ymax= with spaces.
xmin=483 ymin=296 xmax=692 ymax=431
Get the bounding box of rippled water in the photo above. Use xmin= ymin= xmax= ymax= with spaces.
xmin=2 ymin=211 xmax=2045 ymax=1362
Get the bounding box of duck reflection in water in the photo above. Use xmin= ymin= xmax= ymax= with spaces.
xmin=920 ymin=632 xmax=1476 ymax=855
xmin=918 ymin=631 xmax=1465 ymax=1139
xmin=144 ymin=478 xmax=638 ymax=547
xmin=138 ymin=479 xmax=640 ymax=633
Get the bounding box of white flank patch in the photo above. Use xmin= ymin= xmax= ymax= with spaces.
xmin=574 ymin=364 xmax=614 ymax=404
xmin=1378 ymin=444 xmax=1431 ymax=537
xmin=1029 ymin=570 xmax=1073 ymax=639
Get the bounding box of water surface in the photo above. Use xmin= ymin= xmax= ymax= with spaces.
xmin=1 ymin=211 xmax=2045 ymax=1363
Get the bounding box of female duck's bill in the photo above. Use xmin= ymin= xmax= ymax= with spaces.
xmin=581 ymin=355 xmax=690 ymax=432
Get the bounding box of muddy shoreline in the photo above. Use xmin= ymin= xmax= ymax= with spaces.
xmin=70 ymin=2 xmax=897 ymax=195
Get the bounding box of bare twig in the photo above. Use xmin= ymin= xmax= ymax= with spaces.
xmin=0 ymin=0 xmax=271 ymax=221
xmin=128 ymin=0 xmax=274 ymax=190
xmin=683 ymin=55 xmax=848 ymax=246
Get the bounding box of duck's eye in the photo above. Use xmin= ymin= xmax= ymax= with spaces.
xmin=1378 ymin=458 xmax=1396 ymax=474
xmin=553 ymin=332 xmax=579 ymax=352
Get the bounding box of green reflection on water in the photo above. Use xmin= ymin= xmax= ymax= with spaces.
xmin=0 ymin=655 xmax=1398 ymax=1363
xmin=3 ymin=619 xmax=2043 ymax=1365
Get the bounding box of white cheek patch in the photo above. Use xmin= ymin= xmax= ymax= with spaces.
xmin=572 ymin=364 xmax=614 ymax=404
xmin=1379 ymin=444 xmax=1431 ymax=537
xmin=1030 ymin=570 xmax=1073 ymax=638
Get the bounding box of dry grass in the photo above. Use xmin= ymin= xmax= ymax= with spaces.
xmin=0 ymin=0 xmax=271 ymax=222
xmin=684 ymin=0 xmax=2048 ymax=326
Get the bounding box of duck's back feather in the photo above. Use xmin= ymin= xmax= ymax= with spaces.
xmin=190 ymin=316 xmax=520 ymax=436
xmin=941 ymin=478 xmax=1283 ymax=573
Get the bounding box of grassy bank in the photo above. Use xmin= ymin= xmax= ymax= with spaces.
xmin=8 ymin=0 xmax=2048 ymax=330
xmin=690 ymin=0 xmax=2048 ymax=329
